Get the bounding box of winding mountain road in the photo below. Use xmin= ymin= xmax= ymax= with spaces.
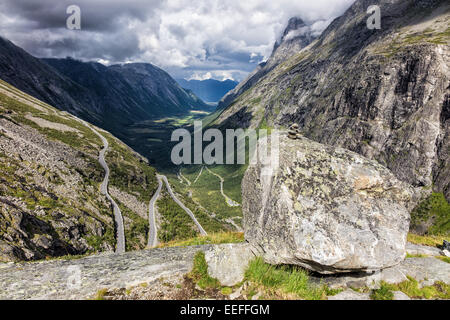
xmin=148 ymin=177 xmax=163 ymax=248
xmin=178 ymin=168 xmax=191 ymax=186
xmin=80 ymin=121 xmax=126 ymax=254
xmin=147 ymin=174 xmax=207 ymax=246
xmin=205 ymin=167 xmax=240 ymax=207
xmin=158 ymin=175 xmax=207 ymax=236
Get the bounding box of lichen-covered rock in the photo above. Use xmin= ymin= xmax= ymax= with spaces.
xmin=205 ymin=243 xmax=256 ymax=287
xmin=243 ymin=135 xmax=414 ymax=274
xmin=406 ymin=242 xmax=443 ymax=257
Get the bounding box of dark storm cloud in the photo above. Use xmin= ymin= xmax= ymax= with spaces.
xmin=0 ymin=0 xmax=355 ymax=81
xmin=0 ymin=0 xmax=159 ymax=32
xmin=26 ymin=31 xmax=143 ymax=62
xmin=0 ymin=0 xmax=161 ymax=63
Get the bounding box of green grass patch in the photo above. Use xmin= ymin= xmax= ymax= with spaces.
xmin=221 ymin=287 xmax=233 ymax=295
xmin=188 ymin=251 xmax=220 ymax=289
xmin=370 ymin=283 xmax=394 ymax=300
xmin=176 ymin=165 xmax=242 ymax=220
xmin=407 ymin=233 xmax=448 ymax=248
xmin=406 ymin=253 xmax=429 ymax=259
xmin=86 ymin=228 xmax=115 ymax=252
xmin=244 ymin=258 xmax=338 ymax=300
xmin=169 ymin=182 xmax=232 ymax=234
xmin=437 ymin=256 xmax=450 ymax=264
xmin=410 ymin=193 xmax=450 ymax=235
xmin=158 ymin=232 xmax=244 ymax=248
xmin=380 ymin=277 xmax=450 ymax=300
xmin=157 ymin=190 xmax=199 ymax=242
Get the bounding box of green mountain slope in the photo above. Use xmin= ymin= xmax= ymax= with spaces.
xmin=0 ymin=79 xmax=157 ymax=261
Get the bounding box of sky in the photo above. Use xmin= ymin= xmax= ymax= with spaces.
xmin=0 ymin=0 xmax=355 ymax=82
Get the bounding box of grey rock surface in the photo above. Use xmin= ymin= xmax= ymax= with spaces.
xmin=322 ymin=257 xmax=450 ymax=289
xmin=393 ymin=291 xmax=411 ymax=300
xmin=397 ymin=257 xmax=450 ymax=283
xmin=406 ymin=242 xmax=443 ymax=257
xmin=328 ymin=290 xmax=371 ymax=300
xmin=243 ymin=135 xmax=413 ymax=274
xmin=205 ymin=243 xmax=256 ymax=286
xmin=0 ymin=245 xmax=212 ymax=300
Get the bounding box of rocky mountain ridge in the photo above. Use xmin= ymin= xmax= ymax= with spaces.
xmin=43 ymin=58 xmax=208 ymax=120
xmin=217 ymin=16 xmax=318 ymax=112
xmin=213 ymin=0 xmax=450 ymax=201
xmin=0 ymin=36 xmax=208 ymax=145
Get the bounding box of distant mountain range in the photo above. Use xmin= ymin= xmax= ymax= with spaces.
xmin=176 ymin=78 xmax=238 ymax=103
xmin=0 ymin=36 xmax=208 ymax=142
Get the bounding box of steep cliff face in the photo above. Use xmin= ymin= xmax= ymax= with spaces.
xmin=0 ymin=79 xmax=157 ymax=262
xmin=215 ymin=0 xmax=450 ymax=199
xmin=218 ymin=17 xmax=317 ymax=110
xmin=43 ymin=59 xmax=208 ymax=120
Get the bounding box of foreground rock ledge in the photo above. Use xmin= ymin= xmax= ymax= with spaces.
xmin=243 ymin=135 xmax=413 ymax=274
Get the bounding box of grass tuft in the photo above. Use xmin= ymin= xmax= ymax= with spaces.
xmin=188 ymin=251 xmax=220 ymax=290
xmin=370 ymin=283 xmax=394 ymax=300
xmin=94 ymin=288 xmax=109 ymax=300
xmin=244 ymin=257 xmax=339 ymax=300
xmin=410 ymin=193 xmax=450 ymax=235
xmin=437 ymin=256 xmax=450 ymax=264
xmin=407 ymin=233 xmax=448 ymax=248
xmin=157 ymin=232 xmax=244 ymax=248
xmin=379 ymin=277 xmax=450 ymax=300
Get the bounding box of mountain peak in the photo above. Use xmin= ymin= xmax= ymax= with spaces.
xmin=282 ymin=17 xmax=307 ymax=39
xmin=274 ymin=17 xmax=308 ymax=51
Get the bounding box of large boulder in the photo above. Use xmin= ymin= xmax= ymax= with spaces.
xmin=243 ymin=135 xmax=414 ymax=274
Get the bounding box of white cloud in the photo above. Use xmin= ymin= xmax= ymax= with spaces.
xmin=188 ymin=70 xmax=238 ymax=81
xmin=189 ymin=71 xmax=213 ymax=81
xmin=97 ymin=58 xmax=110 ymax=65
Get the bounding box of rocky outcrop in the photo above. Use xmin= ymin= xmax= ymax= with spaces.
xmin=322 ymin=255 xmax=450 ymax=290
xmin=218 ymin=17 xmax=317 ymax=111
xmin=204 ymin=243 xmax=256 ymax=286
xmin=242 ymin=135 xmax=414 ymax=274
xmin=1 ymin=242 xmax=448 ymax=300
xmin=328 ymin=290 xmax=371 ymax=300
xmin=0 ymin=36 xmax=208 ymax=156
xmin=0 ymin=245 xmax=212 ymax=300
xmin=215 ymin=0 xmax=450 ymax=201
